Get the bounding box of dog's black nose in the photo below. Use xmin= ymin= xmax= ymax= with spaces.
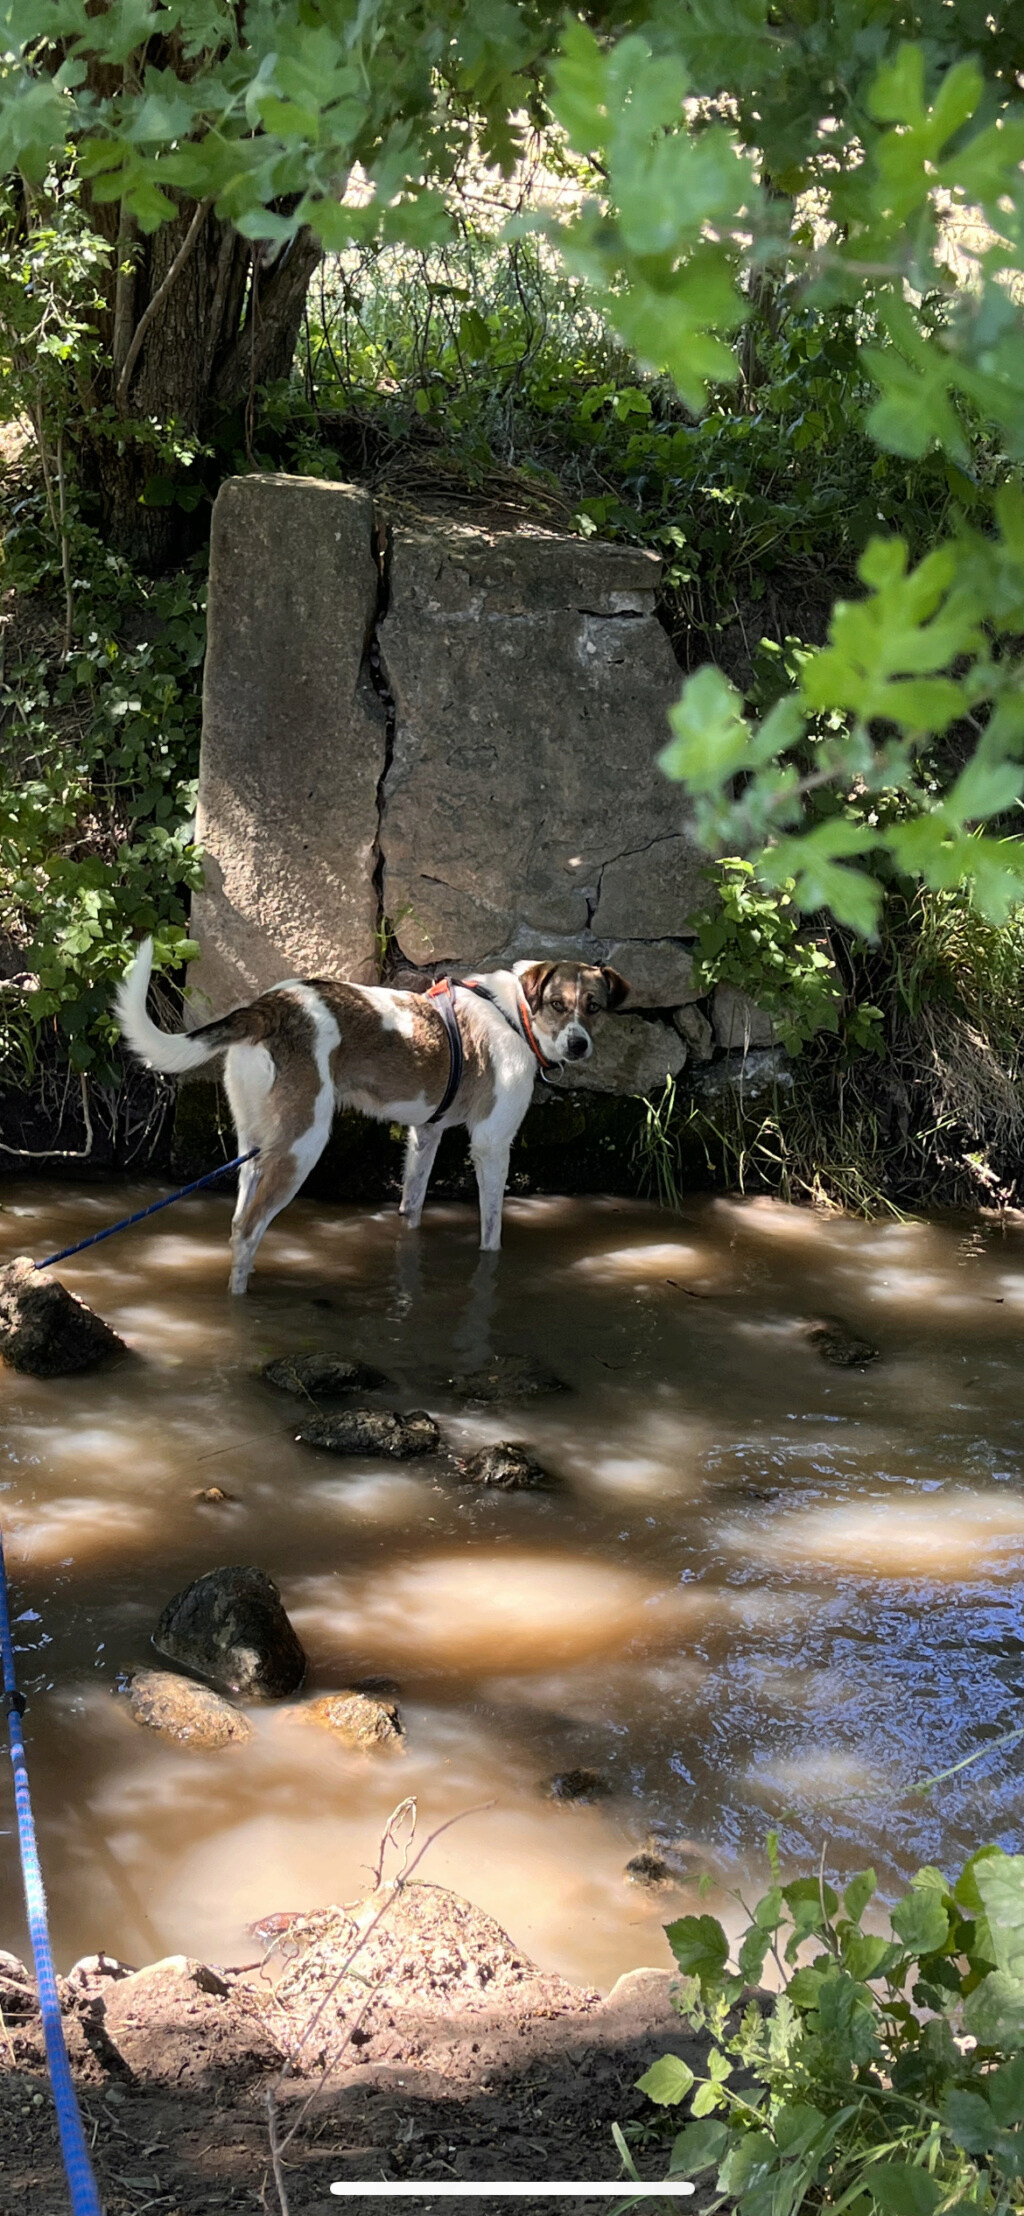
xmin=565 ymin=1033 xmax=590 ymax=1060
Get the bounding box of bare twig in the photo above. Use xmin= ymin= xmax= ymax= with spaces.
xmin=117 ymin=197 xmax=213 ymax=412
xmin=54 ymin=429 xmax=74 ymax=659
xmin=266 ymin=2089 xmax=292 ymax=2216
xmin=263 ymin=1798 xmax=494 ymax=2212
xmin=0 ymin=1072 xmax=94 ymax=1159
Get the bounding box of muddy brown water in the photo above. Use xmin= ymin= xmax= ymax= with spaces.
xmin=0 ymin=1181 xmax=1022 ymax=1990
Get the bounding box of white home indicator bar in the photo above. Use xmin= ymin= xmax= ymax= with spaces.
xmin=329 ymin=2186 xmax=695 ymax=2198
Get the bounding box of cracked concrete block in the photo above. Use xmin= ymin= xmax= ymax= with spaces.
xmin=187 ymin=474 xmax=383 ymax=1021
xmin=605 ymin=939 xmax=699 ymax=1008
xmin=711 ymin=983 xmax=776 ymax=1051
xmin=378 ymin=523 xmax=705 ymax=972
xmin=547 ymin=1015 xmax=687 ymax=1097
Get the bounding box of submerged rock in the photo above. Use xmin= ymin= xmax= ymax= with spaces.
xmin=624 ymin=1851 xmax=676 ymax=1890
xmin=0 ymin=1256 xmax=126 ymax=1377
xmin=262 ymin=1352 xmax=392 ymax=1397
xmin=120 ymin=1668 xmax=252 ymax=1749
xmin=455 ymin=1443 xmax=552 ymax=1490
xmin=540 ymin=1768 xmax=613 ymax=1804
xmin=806 ymin=1318 xmax=879 ymax=1368
xmin=445 ymin=1357 xmax=568 ymax=1403
xmin=153 ymin=1565 xmax=306 ymax=1699
xmin=193 ymin=1485 xmax=237 ymax=1505
xmin=297 ymin=1407 xmax=440 ymax=1458
xmin=298 ymin=1690 xmax=404 ymax=1748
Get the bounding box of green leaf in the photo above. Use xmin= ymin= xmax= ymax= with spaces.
xmin=669 ymin=2119 xmax=729 ymax=2175
xmin=963 ymin=1971 xmax=1024 ymax=2048
xmin=844 ymin=1871 xmax=877 ymax=1925
xmin=974 ymin=1854 xmax=1024 ymax=1982
xmin=988 ymin=2053 xmax=1024 ymax=2128
xmin=890 ymin=1889 xmax=950 ymax=1957
xmin=942 ymin=2088 xmax=999 ymax=2157
xmin=664 ymin=1914 xmax=730 ymax=1984
xmin=635 ymin=2054 xmax=695 ymax=2106
xmin=659 ymin=667 xmax=750 ymax=791
xmin=865 ymin=2162 xmax=943 ymax=2216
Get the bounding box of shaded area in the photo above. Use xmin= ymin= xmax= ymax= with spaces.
xmin=0 ymin=1882 xmax=706 ymax=2214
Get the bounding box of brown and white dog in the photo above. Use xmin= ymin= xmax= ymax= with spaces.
xmin=116 ymin=941 xmax=629 ymax=1293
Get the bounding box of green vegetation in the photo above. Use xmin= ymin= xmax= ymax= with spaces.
xmin=1 ymin=1 xmax=1024 ymax=1201
xmin=628 ymin=1844 xmax=1024 ymax=2216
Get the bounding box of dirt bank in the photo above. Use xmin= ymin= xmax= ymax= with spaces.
xmin=0 ymin=1879 xmax=706 ymax=2214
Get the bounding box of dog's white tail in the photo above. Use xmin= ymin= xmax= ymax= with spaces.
xmin=115 ymin=939 xmax=224 ymax=1075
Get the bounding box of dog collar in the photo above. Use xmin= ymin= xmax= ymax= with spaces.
xmin=461 ymin=977 xmax=561 ymax=1077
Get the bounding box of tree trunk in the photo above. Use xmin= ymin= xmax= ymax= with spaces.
xmin=77 ymin=189 xmax=322 ymax=567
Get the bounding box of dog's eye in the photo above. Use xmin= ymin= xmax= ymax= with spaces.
xmin=583 ymin=996 xmax=597 ymax=1014
xmin=550 ymin=998 xmax=569 ymax=1016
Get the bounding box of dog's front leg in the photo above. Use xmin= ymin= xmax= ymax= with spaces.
xmin=471 ymin=1136 xmax=511 ymax=1252
xmin=400 ymin=1123 xmax=443 ymax=1229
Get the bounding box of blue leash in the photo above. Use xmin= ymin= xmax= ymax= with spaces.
xmin=0 ymin=1521 xmax=104 ymax=2213
xmin=34 ymin=1150 xmax=260 ymax=1272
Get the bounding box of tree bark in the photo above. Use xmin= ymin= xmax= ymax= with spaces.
xmin=75 ymin=185 xmax=322 ymax=566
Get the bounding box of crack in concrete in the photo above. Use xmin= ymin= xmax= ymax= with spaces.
xmin=368 ymin=521 xmax=395 ymax=979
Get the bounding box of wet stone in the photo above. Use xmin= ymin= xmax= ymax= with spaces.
xmin=807 ymin=1318 xmax=879 ymax=1368
xmin=194 ymin=1485 xmax=237 ymax=1504
xmin=298 ymin=1407 xmax=440 ymax=1458
xmin=120 ymin=1667 xmax=253 ymax=1748
xmin=445 ymin=1357 xmax=569 ymax=1403
xmin=541 ymin=1768 xmax=613 ymax=1804
xmin=624 ymin=1852 xmax=676 ymax=1890
xmin=298 ymin=1690 xmax=404 ymax=1748
xmin=0 ymin=1256 xmax=126 ymax=1377
xmin=262 ymin=1352 xmax=392 ymax=1397
xmin=456 ymin=1443 xmax=552 ymax=1490
xmin=153 ymin=1565 xmax=306 ymax=1700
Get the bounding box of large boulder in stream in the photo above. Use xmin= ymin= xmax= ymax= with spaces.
xmin=0 ymin=1256 xmax=126 ymax=1377
xmin=153 ymin=1566 xmax=306 ymax=1700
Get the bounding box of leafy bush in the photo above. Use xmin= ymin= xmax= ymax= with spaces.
xmin=0 ymin=496 xmax=203 ymax=1084
xmin=632 ymin=1844 xmax=1024 ymax=2216
xmin=690 ymin=859 xmax=884 ymax=1056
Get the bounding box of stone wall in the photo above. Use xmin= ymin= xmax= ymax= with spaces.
xmin=188 ymin=473 xmax=716 ymax=1097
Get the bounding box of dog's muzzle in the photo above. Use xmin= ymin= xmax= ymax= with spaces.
xmin=564 ymin=1027 xmax=592 ymax=1061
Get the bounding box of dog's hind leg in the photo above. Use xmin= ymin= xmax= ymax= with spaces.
xmin=399 ymin=1124 xmax=443 ymax=1229
xmin=223 ymin=1041 xmax=332 ymax=1294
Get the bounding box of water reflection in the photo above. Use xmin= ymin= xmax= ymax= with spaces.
xmin=0 ymin=1183 xmax=1022 ymax=1987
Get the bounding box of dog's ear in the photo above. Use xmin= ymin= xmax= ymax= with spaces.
xmin=599 ymin=966 xmax=630 ymax=1010
xmin=517 ymin=961 xmax=556 ymax=1012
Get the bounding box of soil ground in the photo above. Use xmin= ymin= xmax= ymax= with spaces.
xmin=0 ymin=1881 xmax=710 ymax=2215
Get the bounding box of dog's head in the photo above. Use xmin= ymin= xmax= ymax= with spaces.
xmin=514 ymin=961 xmax=629 ymax=1065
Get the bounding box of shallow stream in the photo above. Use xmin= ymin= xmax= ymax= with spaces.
xmin=1 ymin=1182 xmax=1022 ymax=1987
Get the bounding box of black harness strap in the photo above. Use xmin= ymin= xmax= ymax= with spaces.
xmin=424 ymin=980 xmax=465 ymax=1124
xmin=460 ymin=977 xmax=561 ymax=1088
